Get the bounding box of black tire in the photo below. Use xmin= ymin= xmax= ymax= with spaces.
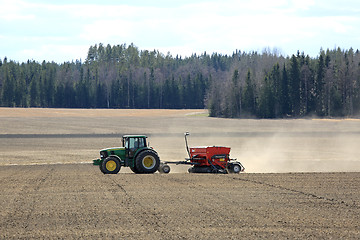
xmin=230 ymin=163 xmax=241 ymax=174
xmin=99 ymin=161 xmax=106 ymax=174
xmin=135 ymin=150 xmax=160 ymax=174
xmin=130 ymin=165 xmax=142 ymax=174
xmin=102 ymin=156 xmax=121 ymax=174
xmin=158 ymin=164 xmax=170 ymax=174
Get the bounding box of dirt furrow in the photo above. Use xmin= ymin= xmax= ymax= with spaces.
xmin=106 ymin=175 xmax=168 ymax=233
xmin=231 ymin=175 xmax=360 ymax=209
xmin=0 ymin=166 xmax=54 ymax=237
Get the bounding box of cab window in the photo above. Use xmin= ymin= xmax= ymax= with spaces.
xmin=125 ymin=137 xmax=146 ymax=149
xmin=129 ymin=138 xmax=137 ymax=149
xmin=138 ymin=138 xmax=146 ymax=148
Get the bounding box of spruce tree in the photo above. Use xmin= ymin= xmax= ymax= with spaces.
xmin=316 ymin=53 xmax=325 ymax=116
xmin=280 ymin=64 xmax=290 ymax=116
xmin=289 ymin=55 xmax=301 ymax=116
xmin=243 ymin=70 xmax=256 ymax=116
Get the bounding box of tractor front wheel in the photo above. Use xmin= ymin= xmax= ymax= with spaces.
xmin=102 ymin=156 xmax=121 ymax=174
xmin=135 ymin=150 xmax=160 ymax=174
xmin=99 ymin=161 xmax=106 ymax=174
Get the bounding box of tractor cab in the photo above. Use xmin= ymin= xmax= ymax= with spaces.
xmin=122 ymin=135 xmax=148 ymax=158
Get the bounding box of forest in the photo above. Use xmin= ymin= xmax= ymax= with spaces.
xmin=0 ymin=43 xmax=359 ymax=118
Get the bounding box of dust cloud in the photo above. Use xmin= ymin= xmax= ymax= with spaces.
xmin=154 ymin=118 xmax=360 ymax=173
xmin=226 ymin=120 xmax=360 ymax=173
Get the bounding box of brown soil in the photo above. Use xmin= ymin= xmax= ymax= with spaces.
xmin=1 ymin=164 xmax=359 ymax=239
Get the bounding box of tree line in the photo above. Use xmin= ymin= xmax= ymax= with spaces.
xmin=0 ymin=43 xmax=208 ymax=109
xmin=208 ymin=48 xmax=360 ymax=118
xmin=0 ymin=43 xmax=359 ymax=118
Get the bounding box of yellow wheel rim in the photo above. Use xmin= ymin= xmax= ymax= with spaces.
xmin=106 ymin=160 xmax=117 ymax=171
xmin=143 ymin=156 xmax=155 ymax=169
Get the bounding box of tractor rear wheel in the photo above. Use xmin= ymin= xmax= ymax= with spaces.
xmin=130 ymin=165 xmax=142 ymax=174
xmin=102 ymin=156 xmax=121 ymax=174
xmin=135 ymin=150 xmax=160 ymax=174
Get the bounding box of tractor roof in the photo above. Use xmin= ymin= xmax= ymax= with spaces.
xmin=122 ymin=135 xmax=147 ymax=138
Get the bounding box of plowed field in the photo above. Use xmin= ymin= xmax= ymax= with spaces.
xmin=1 ymin=165 xmax=360 ymax=239
xmin=1 ymin=108 xmax=360 ymax=238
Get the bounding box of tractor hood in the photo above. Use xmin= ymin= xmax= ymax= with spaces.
xmin=101 ymin=147 xmax=125 ymax=152
xmin=94 ymin=147 xmax=126 ymax=165
xmin=99 ymin=147 xmax=126 ymax=160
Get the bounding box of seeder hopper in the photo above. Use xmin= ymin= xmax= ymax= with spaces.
xmin=161 ymin=132 xmax=245 ymax=174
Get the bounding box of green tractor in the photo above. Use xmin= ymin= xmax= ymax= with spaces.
xmin=93 ymin=135 xmax=170 ymax=174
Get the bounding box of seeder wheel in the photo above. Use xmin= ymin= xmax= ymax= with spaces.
xmin=158 ymin=163 xmax=170 ymax=174
xmin=229 ymin=163 xmax=241 ymax=174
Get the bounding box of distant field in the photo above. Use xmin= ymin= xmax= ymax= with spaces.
xmin=1 ymin=107 xmax=360 ymax=172
xmin=0 ymin=108 xmax=206 ymax=118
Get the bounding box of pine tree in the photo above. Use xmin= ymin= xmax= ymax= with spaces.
xmin=29 ymin=78 xmax=39 ymax=107
xmin=55 ymin=83 xmax=64 ymax=107
xmin=2 ymin=63 xmax=15 ymax=106
xmin=289 ymin=55 xmax=301 ymax=116
xmin=280 ymin=64 xmax=290 ymax=116
xmin=230 ymin=69 xmax=240 ymax=117
xmin=258 ymin=76 xmax=275 ymax=118
xmin=243 ymin=70 xmax=256 ymax=116
xmin=315 ymin=53 xmax=325 ymax=116
xmin=270 ymin=63 xmax=281 ymax=117
xmin=15 ymin=67 xmax=27 ymax=107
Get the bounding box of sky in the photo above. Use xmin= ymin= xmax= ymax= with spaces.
xmin=0 ymin=0 xmax=360 ymax=63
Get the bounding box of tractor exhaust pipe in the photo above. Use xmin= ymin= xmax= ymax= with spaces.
xmin=184 ymin=132 xmax=190 ymax=159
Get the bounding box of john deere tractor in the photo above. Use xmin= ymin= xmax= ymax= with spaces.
xmin=93 ymin=135 xmax=168 ymax=174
